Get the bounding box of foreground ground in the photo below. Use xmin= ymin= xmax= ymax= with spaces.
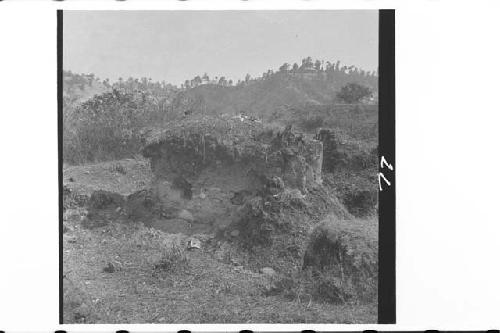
xmin=63 ymin=159 xmax=377 ymax=323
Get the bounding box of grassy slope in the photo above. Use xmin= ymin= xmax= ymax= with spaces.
xmin=63 ymin=159 xmax=377 ymax=324
xmin=176 ymin=72 xmax=377 ymax=120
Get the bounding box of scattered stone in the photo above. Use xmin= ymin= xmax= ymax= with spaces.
xmin=230 ymin=229 xmax=240 ymax=237
xmin=186 ymin=237 xmax=201 ymax=250
xmin=260 ymin=267 xmax=276 ymax=276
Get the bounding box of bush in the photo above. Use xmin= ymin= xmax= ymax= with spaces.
xmin=337 ymin=83 xmax=372 ymax=104
xmin=301 ymin=217 xmax=378 ymax=303
xmin=63 ymin=89 xmax=165 ymax=165
xmin=154 ymin=245 xmax=189 ymax=273
xmin=342 ymin=189 xmax=377 ymax=217
xmin=109 ymin=163 xmax=127 ymax=175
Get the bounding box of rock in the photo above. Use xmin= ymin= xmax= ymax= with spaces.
xmin=230 ymin=229 xmax=240 ymax=237
xmin=103 ymin=262 xmax=115 ymax=273
xmin=186 ymin=237 xmax=201 ymax=250
xmin=260 ymin=267 xmax=276 ymax=276
xmin=103 ymin=261 xmax=123 ymax=273
xmin=178 ymin=209 xmax=194 ymax=222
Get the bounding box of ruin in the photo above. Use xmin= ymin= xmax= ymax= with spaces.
xmin=139 ymin=115 xmax=325 ymax=233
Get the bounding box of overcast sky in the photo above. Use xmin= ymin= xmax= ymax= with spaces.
xmin=64 ymin=10 xmax=378 ymax=85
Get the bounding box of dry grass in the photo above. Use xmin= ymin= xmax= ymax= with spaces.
xmin=63 ymin=158 xmax=378 ymax=324
xmin=63 ymin=219 xmax=377 ymax=323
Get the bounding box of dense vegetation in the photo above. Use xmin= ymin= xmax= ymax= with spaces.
xmin=63 ymin=57 xmax=376 ymax=165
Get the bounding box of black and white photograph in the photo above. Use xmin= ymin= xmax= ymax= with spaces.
xmin=61 ymin=10 xmax=391 ymax=324
xmin=5 ymin=0 xmax=500 ymax=331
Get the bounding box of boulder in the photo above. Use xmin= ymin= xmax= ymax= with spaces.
xmin=186 ymin=237 xmax=201 ymax=250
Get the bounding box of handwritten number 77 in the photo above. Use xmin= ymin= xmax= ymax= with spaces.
xmin=378 ymin=156 xmax=393 ymax=191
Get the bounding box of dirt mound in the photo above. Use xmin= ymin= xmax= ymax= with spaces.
xmin=141 ymin=116 xmax=325 ymax=232
xmin=302 ymin=216 xmax=378 ymax=302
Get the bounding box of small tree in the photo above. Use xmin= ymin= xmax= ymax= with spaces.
xmin=218 ymin=76 xmax=227 ymax=86
xmin=279 ymin=62 xmax=290 ymax=72
xmin=314 ymin=59 xmax=322 ymax=71
xmin=336 ymin=83 xmax=372 ymax=104
xmin=194 ymin=75 xmax=202 ymax=86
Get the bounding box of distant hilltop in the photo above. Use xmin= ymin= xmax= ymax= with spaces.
xmin=63 ymin=57 xmax=377 ymax=129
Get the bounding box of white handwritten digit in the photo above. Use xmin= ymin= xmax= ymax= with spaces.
xmin=380 ymin=156 xmax=394 ymax=170
xmin=378 ymin=172 xmax=391 ymax=191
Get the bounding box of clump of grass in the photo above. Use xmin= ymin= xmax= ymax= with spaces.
xmin=153 ymin=245 xmax=189 ymax=273
xmin=110 ymin=163 xmax=127 ymax=175
xmin=301 ymin=216 xmax=378 ymax=303
xmin=265 ymin=267 xmax=362 ymax=305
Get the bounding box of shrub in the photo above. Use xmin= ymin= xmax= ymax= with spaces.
xmin=154 ymin=245 xmax=189 ymax=273
xmin=235 ymin=196 xmax=274 ymax=247
xmin=63 ymin=89 xmax=164 ymax=165
xmin=342 ymin=189 xmax=377 ymax=217
xmin=337 ymin=83 xmax=372 ymax=104
xmin=109 ymin=163 xmax=127 ymax=175
xmin=301 ymin=216 xmax=378 ymax=303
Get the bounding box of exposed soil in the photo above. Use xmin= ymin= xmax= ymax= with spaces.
xmin=63 ymin=158 xmax=377 ymax=323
